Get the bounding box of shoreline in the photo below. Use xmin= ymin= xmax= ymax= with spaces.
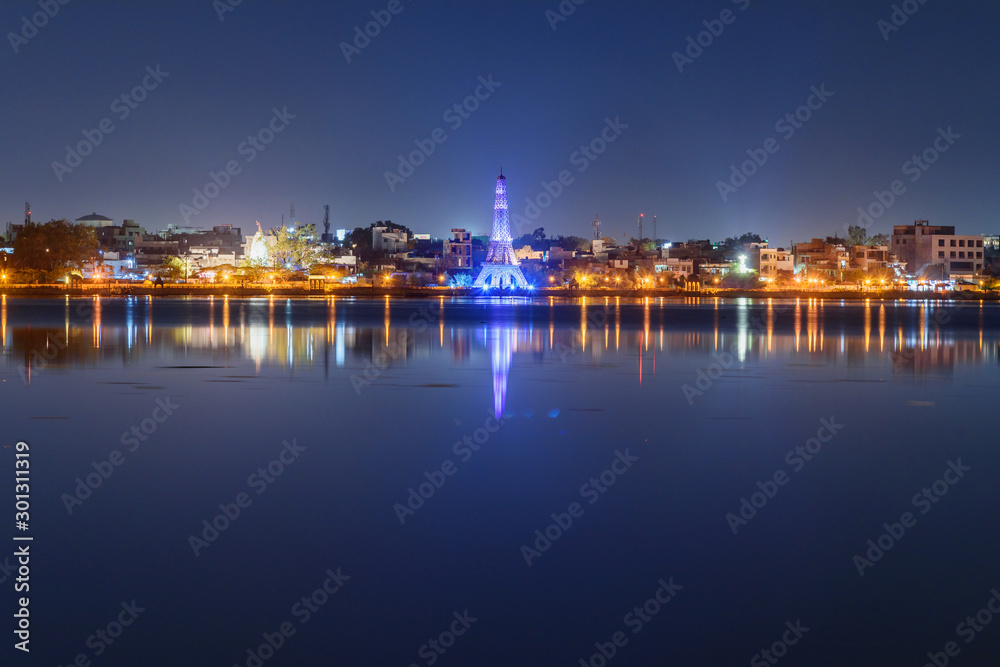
xmin=1 ymin=285 xmax=998 ymax=301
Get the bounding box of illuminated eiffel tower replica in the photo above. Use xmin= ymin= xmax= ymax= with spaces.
xmin=473 ymin=170 xmax=530 ymax=290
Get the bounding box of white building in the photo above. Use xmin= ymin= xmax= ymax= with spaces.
xmin=755 ymin=247 xmax=793 ymax=278
xmin=83 ymin=252 xmax=137 ymax=279
xmin=660 ymin=258 xmax=695 ymax=278
xmin=373 ymin=226 xmax=408 ymax=255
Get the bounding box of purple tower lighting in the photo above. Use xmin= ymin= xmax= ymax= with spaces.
xmin=474 ymin=171 xmax=529 ymax=290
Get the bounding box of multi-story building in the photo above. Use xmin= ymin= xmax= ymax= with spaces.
xmin=83 ymin=252 xmax=137 ymax=279
xmin=753 ymin=247 xmax=793 ymax=278
xmin=133 ymin=234 xmax=181 ymax=267
xmin=849 ymin=245 xmax=892 ymax=272
xmin=443 ymin=229 xmax=472 ymax=269
xmin=660 ymin=258 xmax=696 ymax=278
xmin=515 ymin=247 xmax=545 ymax=261
xmin=372 ymin=226 xmax=408 ymax=255
xmin=667 ymin=239 xmax=724 ymax=263
xmin=792 ymin=239 xmax=849 ymax=278
xmin=96 ymin=219 xmax=146 ymax=254
xmin=891 ymin=221 xmax=983 ymax=278
xmin=982 ymin=235 xmax=999 ymax=271
xmin=184 ymin=248 xmax=241 ymax=275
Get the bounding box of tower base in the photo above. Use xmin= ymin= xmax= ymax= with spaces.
xmin=473 ymin=264 xmax=530 ymax=290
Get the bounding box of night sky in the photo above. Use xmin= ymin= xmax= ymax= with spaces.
xmin=3 ymin=0 xmax=998 ymax=244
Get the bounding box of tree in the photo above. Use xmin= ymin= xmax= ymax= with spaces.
xmin=722 ymin=233 xmax=763 ymax=251
xmin=239 ymin=259 xmax=269 ymax=284
xmin=552 ymin=235 xmax=591 ymax=252
xmin=867 ymin=266 xmax=894 ymax=283
xmin=513 ymin=227 xmax=548 ymax=250
xmin=12 ymin=219 xmax=98 ymax=281
xmin=847 ymin=225 xmax=868 ymax=246
xmin=448 ymin=273 xmax=473 ymax=288
xmin=157 ymin=256 xmax=185 ymax=280
xmin=270 ymin=224 xmax=321 ymax=270
xmin=211 ymin=263 xmax=238 ymax=280
xmin=308 ymin=263 xmax=346 ymax=278
xmin=842 ymin=269 xmax=866 ymax=283
xmin=347 ymin=221 xmax=413 ymax=260
xmin=720 ymin=268 xmax=760 ymax=288
xmin=628 ymin=238 xmax=657 ymax=253
xmin=846 ymin=225 xmax=890 ymax=247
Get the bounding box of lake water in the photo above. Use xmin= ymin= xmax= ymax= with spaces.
xmin=3 ymin=295 xmax=999 ymax=666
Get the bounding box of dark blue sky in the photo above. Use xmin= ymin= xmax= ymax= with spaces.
xmin=3 ymin=0 xmax=998 ymax=243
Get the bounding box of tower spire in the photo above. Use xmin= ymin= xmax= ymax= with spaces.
xmin=473 ymin=170 xmax=529 ymax=290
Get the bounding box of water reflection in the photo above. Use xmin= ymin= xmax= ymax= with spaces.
xmin=3 ymin=298 xmax=999 ymax=391
xmin=489 ymin=326 xmax=514 ymax=419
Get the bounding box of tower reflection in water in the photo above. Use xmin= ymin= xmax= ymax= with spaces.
xmin=488 ymin=325 xmax=514 ymax=419
xmin=3 ymin=297 xmax=999 ymax=390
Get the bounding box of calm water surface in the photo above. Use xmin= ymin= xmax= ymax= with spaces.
xmin=2 ymin=296 xmax=999 ymax=666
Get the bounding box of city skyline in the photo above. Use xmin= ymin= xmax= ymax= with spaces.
xmin=3 ymin=2 xmax=998 ymax=244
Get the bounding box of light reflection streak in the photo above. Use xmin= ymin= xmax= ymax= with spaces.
xmin=490 ymin=326 xmax=513 ymax=419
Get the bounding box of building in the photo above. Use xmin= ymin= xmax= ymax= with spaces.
xmin=188 ymin=247 xmax=240 ymax=271
xmin=752 ymin=247 xmax=793 ymax=278
xmin=792 ymin=239 xmax=849 ymax=278
xmin=660 ymin=258 xmax=696 ymax=278
xmin=515 ymin=247 xmax=545 ymax=262
xmin=76 ymin=212 xmax=114 ymax=228
xmin=96 ymin=219 xmax=146 ymax=254
xmin=891 ymin=220 xmax=984 ymax=278
xmin=83 ymin=252 xmax=137 ymax=279
xmin=443 ymin=229 xmax=472 ymax=269
xmin=667 ymin=239 xmax=726 ymax=265
xmin=984 ymin=235 xmax=1000 ymax=272
xmin=373 ymin=226 xmax=408 ymax=255
xmin=549 ymin=247 xmax=576 ymax=262
xmin=170 ymin=225 xmax=245 ymax=256
xmin=133 ymin=234 xmax=180 ymax=267
xmin=158 ymin=224 xmax=201 ymax=238
xmin=849 ymin=245 xmax=892 ymax=272
xmin=5 ymin=222 xmax=24 ymax=243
